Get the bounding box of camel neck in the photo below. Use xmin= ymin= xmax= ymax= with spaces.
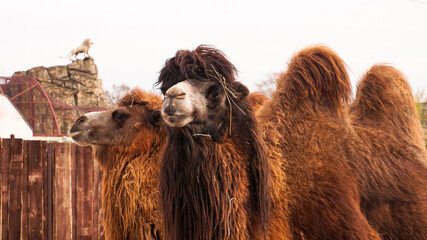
xmin=160 ymin=127 xmax=252 ymax=240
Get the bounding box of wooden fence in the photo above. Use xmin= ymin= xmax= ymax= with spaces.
xmin=0 ymin=138 xmax=104 ymax=240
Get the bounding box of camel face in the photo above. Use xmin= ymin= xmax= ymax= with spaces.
xmin=161 ymin=80 xmax=210 ymax=128
xmin=160 ymin=76 xmax=243 ymax=139
xmin=70 ymin=105 xmax=155 ymax=147
xmin=70 ymin=109 xmax=130 ymax=145
xmin=157 ymin=45 xmax=253 ymax=139
xmin=70 ymin=89 xmax=162 ymax=148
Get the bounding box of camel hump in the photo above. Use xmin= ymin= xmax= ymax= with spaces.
xmin=350 ymin=64 xmax=425 ymax=147
xmin=353 ymin=64 xmax=414 ymax=114
xmin=278 ymin=45 xmax=351 ymax=114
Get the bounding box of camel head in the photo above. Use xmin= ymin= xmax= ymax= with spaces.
xmin=69 ymin=89 xmax=163 ymax=147
xmin=157 ymin=45 xmax=250 ymax=139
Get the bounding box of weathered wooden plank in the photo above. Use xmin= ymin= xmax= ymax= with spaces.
xmin=8 ymin=138 xmax=23 ymax=240
xmin=71 ymin=144 xmax=77 ymax=240
xmin=21 ymin=141 xmax=28 ymax=240
xmin=92 ymin=157 xmax=100 ymax=240
xmin=43 ymin=142 xmax=51 ymax=240
xmin=53 ymin=143 xmax=72 ymax=240
xmin=46 ymin=143 xmax=53 ymax=240
xmin=0 ymin=138 xmax=11 ymax=240
xmin=27 ymin=141 xmax=44 ymax=240
xmin=75 ymin=146 xmax=94 ymax=240
xmin=40 ymin=141 xmax=48 ymax=240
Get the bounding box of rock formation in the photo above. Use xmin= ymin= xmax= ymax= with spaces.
xmin=12 ymin=57 xmax=108 ymax=135
xmin=13 ymin=57 xmax=108 ymax=108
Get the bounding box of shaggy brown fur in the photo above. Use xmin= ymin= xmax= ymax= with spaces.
xmin=157 ymin=46 xmax=270 ymax=240
xmin=257 ymin=45 xmax=381 ymax=239
xmin=70 ymin=89 xmax=165 ymax=240
xmin=348 ymin=65 xmax=427 ymax=239
xmin=350 ymin=64 xmax=426 ymax=151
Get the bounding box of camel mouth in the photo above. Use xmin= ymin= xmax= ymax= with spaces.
xmin=69 ymin=133 xmax=90 ymax=146
xmin=69 ymin=131 xmax=89 ymax=145
xmin=69 ymin=131 xmax=82 ymax=141
xmin=69 ymin=130 xmax=81 ymax=138
xmin=162 ymin=113 xmax=192 ymax=127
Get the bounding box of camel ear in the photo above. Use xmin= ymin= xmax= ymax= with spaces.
xmin=149 ymin=109 xmax=162 ymax=127
xmin=232 ymin=82 xmax=249 ymax=100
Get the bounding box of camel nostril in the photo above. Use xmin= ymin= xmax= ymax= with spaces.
xmin=164 ymin=105 xmax=174 ymax=116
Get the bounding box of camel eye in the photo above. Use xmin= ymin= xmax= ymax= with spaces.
xmin=207 ymin=85 xmax=221 ymax=99
xmin=112 ymin=110 xmax=129 ymax=124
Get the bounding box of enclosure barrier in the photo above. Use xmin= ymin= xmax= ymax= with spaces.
xmin=0 ymin=138 xmax=104 ymax=240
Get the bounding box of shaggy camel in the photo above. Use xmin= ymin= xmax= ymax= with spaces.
xmin=69 ymin=89 xmax=164 ymax=240
xmin=348 ymin=65 xmax=427 ymax=239
xmin=157 ymin=45 xmax=379 ymax=239
xmin=62 ymin=38 xmax=93 ymax=60
xmin=256 ymin=46 xmax=381 ymax=240
xmin=158 ymin=46 xmax=271 ymax=240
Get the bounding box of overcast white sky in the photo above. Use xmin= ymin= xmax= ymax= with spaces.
xmin=1 ymin=0 xmax=426 ymax=96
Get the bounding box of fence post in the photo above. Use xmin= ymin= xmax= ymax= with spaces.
xmin=1 ymin=138 xmax=11 ymax=240
xmin=8 ymin=138 xmax=24 ymax=240
xmin=53 ymin=143 xmax=72 ymax=240
xmin=21 ymin=140 xmax=29 ymax=240
xmin=27 ymin=141 xmax=45 ymax=239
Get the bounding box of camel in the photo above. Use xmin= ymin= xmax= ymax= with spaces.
xmin=157 ymin=46 xmax=271 ymax=240
xmin=348 ymin=65 xmax=427 ymax=239
xmin=69 ymin=88 xmax=165 ymax=240
xmin=157 ymin=45 xmax=379 ymax=239
xmin=255 ymin=45 xmax=381 ymax=240
xmin=257 ymin=51 xmax=427 ymax=239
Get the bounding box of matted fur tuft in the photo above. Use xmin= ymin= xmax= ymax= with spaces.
xmin=118 ymin=88 xmax=162 ymax=111
xmin=276 ymin=45 xmax=351 ymax=116
xmin=157 ymin=45 xmax=238 ymax=94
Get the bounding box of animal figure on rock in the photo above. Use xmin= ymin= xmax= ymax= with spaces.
xmin=348 ymin=65 xmax=427 ymax=240
xmin=62 ymin=38 xmax=94 ymax=60
xmin=157 ymin=45 xmax=271 ymax=240
xmin=69 ymin=89 xmax=164 ymax=240
xmin=256 ymin=46 xmax=381 ymax=240
xmin=157 ymin=45 xmax=380 ymax=240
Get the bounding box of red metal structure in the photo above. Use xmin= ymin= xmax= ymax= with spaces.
xmin=0 ymin=75 xmax=107 ymax=136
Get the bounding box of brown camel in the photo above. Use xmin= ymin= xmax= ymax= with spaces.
xmin=157 ymin=45 xmax=271 ymax=240
xmin=256 ymin=45 xmax=381 ymax=240
xmin=157 ymin=45 xmax=380 ymax=239
xmin=348 ymin=65 xmax=427 ymax=240
xmin=69 ymin=89 xmax=165 ymax=240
